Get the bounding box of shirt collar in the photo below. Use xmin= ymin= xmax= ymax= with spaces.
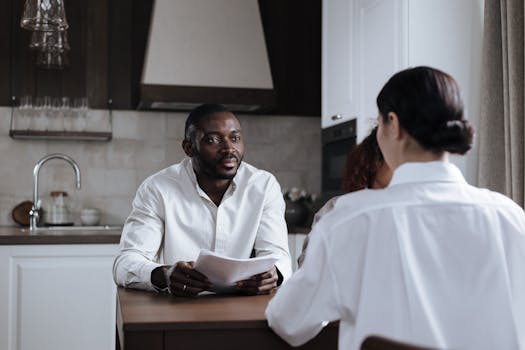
xmin=184 ymin=157 xmax=241 ymax=197
xmin=388 ymin=161 xmax=467 ymax=187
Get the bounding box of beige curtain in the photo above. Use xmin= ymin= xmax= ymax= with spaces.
xmin=478 ymin=0 xmax=525 ymax=206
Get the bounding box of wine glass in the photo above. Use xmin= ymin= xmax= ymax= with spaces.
xmin=73 ymin=97 xmax=88 ymax=131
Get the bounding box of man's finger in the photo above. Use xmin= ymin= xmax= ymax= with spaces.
xmin=175 ymin=261 xmax=210 ymax=282
xmin=170 ymin=270 xmax=211 ymax=290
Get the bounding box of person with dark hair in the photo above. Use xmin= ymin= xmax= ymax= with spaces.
xmin=266 ymin=67 xmax=525 ymax=349
xmin=114 ymin=104 xmax=292 ymax=296
xmin=297 ymin=126 xmax=392 ymax=267
xmin=341 ymin=127 xmax=391 ymax=192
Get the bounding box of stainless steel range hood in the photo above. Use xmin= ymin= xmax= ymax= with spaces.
xmin=139 ymin=0 xmax=275 ymax=112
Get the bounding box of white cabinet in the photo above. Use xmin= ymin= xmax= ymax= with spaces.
xmin=355 ymin=0 xmax=407 ymax=141
xmin=323 ymin=0 xmax=407 ymax=138
xmin=0 ymin=244 xmax=118 ymax=350
xmin=323 ymin=0 xmax=484 ymax=178
xmin=321 ymin=0 xmax=359 ymax=129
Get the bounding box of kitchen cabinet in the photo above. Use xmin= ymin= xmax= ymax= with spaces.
xmin=1 ymin=0 xmax=320 ymax=116
xmin=259 ymin=0 xmax=321 ymax=116
xmin=323 ymin=0 xmax=483 ymax=144
xmin=321 ymin=0 xmax=359 ymax=130
xmin=0 ymin=244 xmax=118 ymax=350
xmin=0 ymin=0 xmax=152 ymax=110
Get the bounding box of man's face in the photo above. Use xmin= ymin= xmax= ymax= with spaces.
xmin=188 ymin=112 xmax=244 ymax=180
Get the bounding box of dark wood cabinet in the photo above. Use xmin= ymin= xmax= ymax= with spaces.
xmin=0 ymin=0 xmax=320 ymax=116
xmin=0 ymin=0 xmax=150 ymax=110
xmin=2 ymin=0 xmax=109 ymax=108
xmin=259 ymin=0 xmax=321 ymax=116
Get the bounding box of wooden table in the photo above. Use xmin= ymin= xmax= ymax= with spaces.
xmin=116 ymin=288 xmax=338 ymax=350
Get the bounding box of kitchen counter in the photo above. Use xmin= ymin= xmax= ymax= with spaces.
xmin=0 ymin=226 xmax=121 ymax=245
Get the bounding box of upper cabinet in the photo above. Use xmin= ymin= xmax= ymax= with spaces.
xmin=323 ymin=0 xmax=483 ymax=143
xmin=2 ymin=0 xmax=111 ymax=109
xmin=322 ymin=0 xmax=358 ymax=130
xmin=0 ymin=0 xmax=320 ymax=116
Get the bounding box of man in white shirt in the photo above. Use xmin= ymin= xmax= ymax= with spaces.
xmin=113 ymin=104 xmax=292 ymax=296
xmin=266 ymin=67 xmax=525 ymax=349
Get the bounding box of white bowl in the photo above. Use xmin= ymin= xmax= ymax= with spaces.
xmin=80 ymin=208 xmax=101 ymax=226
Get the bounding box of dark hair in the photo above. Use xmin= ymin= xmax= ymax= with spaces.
xmin=341 ymin=127 xmax=385 ymax=192
xmin=376 ymin=66 xmax=474 ymax=154
xmin=184 ymin=104 xmax=231 ymax=141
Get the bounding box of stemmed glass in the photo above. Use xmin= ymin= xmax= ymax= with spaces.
xmin=17 ymin=95 xmax=33 ymax=130
xmin=60 ymin=97 xmax=72 ymax=131
xmin=73 ymin=97 xmax=88 ymax=131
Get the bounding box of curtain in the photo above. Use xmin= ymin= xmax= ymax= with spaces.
xmin=478 ymin=0 xmax=525 ymax=206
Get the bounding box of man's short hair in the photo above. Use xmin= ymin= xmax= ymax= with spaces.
xmin=184 ymin=104 xmax=231 ymax=142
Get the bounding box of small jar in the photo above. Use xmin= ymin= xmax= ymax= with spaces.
xmin=44 ymin=191 xmax=73 ymax=226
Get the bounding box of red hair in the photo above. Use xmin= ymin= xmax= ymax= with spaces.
xmin=341 ymin=127 xmax=384 ymax=193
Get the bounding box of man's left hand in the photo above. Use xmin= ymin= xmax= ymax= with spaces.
xmin=235 ymin=265 xmax=278 ymax=295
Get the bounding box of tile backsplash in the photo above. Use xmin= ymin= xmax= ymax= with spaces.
xmin=0 ymin=107 xmax=321 ymax=226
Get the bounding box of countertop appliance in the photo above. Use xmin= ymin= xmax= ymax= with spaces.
xmin=321 ymin=119 xmax=357 ymax=200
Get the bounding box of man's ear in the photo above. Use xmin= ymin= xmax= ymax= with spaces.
xmin=182 ymin=139 xmax=193 ymax=157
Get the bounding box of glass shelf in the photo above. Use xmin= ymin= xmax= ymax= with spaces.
xmin=8 ymin=101 xmax=113 ymax=141
xmin=9 ymin=130 xmax=112 ymax=141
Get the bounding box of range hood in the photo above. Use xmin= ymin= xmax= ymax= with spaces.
xmin=139 ymin=0 xmax=275 ymax=112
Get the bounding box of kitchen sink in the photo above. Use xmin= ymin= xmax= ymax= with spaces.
xmin=21 ymin=225 xmax=122 ymax=233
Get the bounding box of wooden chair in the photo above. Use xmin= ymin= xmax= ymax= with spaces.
xmin=361 ymin=335 xmax=442 ymax=350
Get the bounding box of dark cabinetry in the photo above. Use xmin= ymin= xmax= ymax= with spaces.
xmin=0 ymin=0 xmax=319 ymax=116
xmin=2 ymin=0 xmax=110 ymax=108
xmin=0 ymin=0 xmax=151 ymax=110
xmin=259 ymin=0 xmax=321 ymax=116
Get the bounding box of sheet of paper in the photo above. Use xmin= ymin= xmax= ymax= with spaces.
xmin=194 ymin=249 xmax=278 ymax=288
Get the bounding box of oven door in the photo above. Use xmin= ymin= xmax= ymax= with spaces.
xmin=322 ymin=137 xmax=355 ymax=197
xmin=321 ymin=119 xmax=357 ymax=199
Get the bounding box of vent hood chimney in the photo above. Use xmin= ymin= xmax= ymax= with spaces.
xmin=139 ymin=0 xmax=275 ymax=112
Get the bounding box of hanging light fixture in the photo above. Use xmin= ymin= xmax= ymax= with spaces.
xmin=35 ymin=49 xmax=69 ymax=70
xmin=20 ymin=0 xmax=68 ymax=32
xmin=29 ymin=30 xmax=70 ymax=51
xmin=20 ymin=0 xmax=70 ymax=70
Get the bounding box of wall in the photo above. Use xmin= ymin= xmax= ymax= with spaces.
xmin=406 ymin=0 xmax=484 ymax=185
xmin=0 ymin=107 xmax=321 ymax=226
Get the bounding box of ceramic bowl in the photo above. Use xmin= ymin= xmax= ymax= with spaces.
xmin=80 ymin=208 xmax=101 ymax=226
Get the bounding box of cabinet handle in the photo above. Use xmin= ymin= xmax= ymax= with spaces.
xmin=331 ymin=114 xmax=343 ymax=121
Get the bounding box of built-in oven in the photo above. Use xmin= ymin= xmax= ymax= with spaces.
xmin=321 ymin=119 xmax=357 ymax=200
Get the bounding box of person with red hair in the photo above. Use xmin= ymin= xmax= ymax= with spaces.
xmin=297 ymin=126 xmax=392 ymax=267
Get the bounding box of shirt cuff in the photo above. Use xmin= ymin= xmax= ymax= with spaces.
xmin=139 ymin=261 xmax=164 ymax=292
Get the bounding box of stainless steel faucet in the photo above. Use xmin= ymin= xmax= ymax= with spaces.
xmin=29 ymin=154 xmax=81 ymax=231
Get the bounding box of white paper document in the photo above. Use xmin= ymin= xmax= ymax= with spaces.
xmin=194 ymin=249 xmax=278 ymax=288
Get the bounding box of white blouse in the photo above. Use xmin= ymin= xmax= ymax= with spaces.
xmin=113 ymin=158 xmax=292 ymax=291
xmin=266 ymin=161 xmax=525 ymax=350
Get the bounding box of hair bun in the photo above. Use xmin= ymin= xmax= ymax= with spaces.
xmin=430 ymin=119 xmax=474 ymax=155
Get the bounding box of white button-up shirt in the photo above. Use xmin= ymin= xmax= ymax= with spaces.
xmin=113 ymin=158 xmax=292 ymax=291
xmin=266 ymin=161 xmax=525 ymax=350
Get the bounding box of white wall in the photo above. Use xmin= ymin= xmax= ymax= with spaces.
xmin=406 ymin=0 xmax=484 ymax=185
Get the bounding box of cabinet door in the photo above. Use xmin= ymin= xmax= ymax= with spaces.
xmin=322 ymin=0 xmax=359 ymax=129
xmin=355 ymin=0 xmax=407 ymax=140
xmin=0 ymin=244 xmax=118 ymax=350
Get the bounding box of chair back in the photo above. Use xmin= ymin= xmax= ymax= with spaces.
xmin=361 ymin=335 xmax=442 ymax=350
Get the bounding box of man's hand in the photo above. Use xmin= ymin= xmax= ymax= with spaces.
xmin=235 ymin=265 xmax=278 ymax=295
xmin=168 ymin=261 xmax=212 ymax=296
xmin=152 ymin=261 xmax=211 ymax=297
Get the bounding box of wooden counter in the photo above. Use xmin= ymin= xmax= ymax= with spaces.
xmin=117 ymin=288 xmax=338 ymax=350
xmin=0 ymin=226 xmax=121 ymax=245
